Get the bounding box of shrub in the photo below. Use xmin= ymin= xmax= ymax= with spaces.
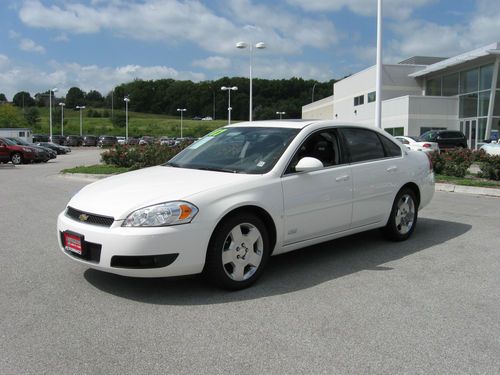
xmin=101 ymin=143 xmax=187 ymax=170
xmin=477 ymin=155 xmax=500 ymax=181
xmin=429 ymin=148 xmax=475 ymax=177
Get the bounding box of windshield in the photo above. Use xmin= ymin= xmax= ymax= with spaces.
xmin=2 ymin=138 xmax=16 ymax=145
xmin=419 ymin=131 xmax=436 ymax=141
xmin=166 ymin=127 xmax=300 ymax=174
xmin=12 ymin=138 xmax=30 ymax=145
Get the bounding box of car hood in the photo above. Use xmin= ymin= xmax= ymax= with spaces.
xmin=68 ymin=166 xmax=258 ymax=220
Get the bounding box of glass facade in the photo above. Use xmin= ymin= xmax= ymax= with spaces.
xmin=426 ymin=63 xmax=499 ymax=143
xmin=384 ymin=127 xmax=404 ymax=136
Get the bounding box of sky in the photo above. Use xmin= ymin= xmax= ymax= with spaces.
xmin=1 ymin=0 xmax=499 ymax=99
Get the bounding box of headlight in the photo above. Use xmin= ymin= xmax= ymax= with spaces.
xmin=122 ymin=201 xmax=198 ymax=227
xmin=22 ymin=147 xmax=33 ymax=153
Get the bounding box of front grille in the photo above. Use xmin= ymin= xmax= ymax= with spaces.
xmin=66 ymin=206 xmax=114 ymax=227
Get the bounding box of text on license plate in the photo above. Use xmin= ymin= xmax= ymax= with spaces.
xmin=64 ymin=233 xmax=82 ymax=255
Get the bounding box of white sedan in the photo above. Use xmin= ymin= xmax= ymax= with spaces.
xmin=57 ymin=121 xmax=434 ymax=289
xmin=480 ymin=142 xmax=500 ymax=155
xmin=395 ymin=136 xmax=440 ymax=154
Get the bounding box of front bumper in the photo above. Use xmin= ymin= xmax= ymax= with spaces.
xmin=57 ymin=211 xmax=211 ymax=277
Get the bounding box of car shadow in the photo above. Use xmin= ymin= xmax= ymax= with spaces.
xmin=83 ymin=218 xmax=471 ymax=305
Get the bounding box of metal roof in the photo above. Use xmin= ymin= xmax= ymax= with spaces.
xmin=409 ymin=42 xmax=500 ymax=78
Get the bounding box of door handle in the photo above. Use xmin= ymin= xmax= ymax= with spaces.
xmin=335 ymin=175 xmax=350 ymax=182
xmin=386 ymin=166 xmax=398 ymax=172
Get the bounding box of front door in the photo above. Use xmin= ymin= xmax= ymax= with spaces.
xmin=0 ymin=139 xmax=10 ymax=162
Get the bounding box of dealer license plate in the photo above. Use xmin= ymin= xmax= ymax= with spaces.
xmin=64 ymin=232 xmax=83 ymax=255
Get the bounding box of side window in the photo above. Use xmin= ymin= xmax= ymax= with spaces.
xmin=286 ymin=129 xmax=343 ymax=174
xmin=341 ymin=128 xmax=385 ymax=163
xmin=379 ymin=135 xmax=402 ymax=157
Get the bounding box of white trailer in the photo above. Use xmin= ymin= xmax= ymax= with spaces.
xmin=0 ymin=128 xmax=33 ymax=142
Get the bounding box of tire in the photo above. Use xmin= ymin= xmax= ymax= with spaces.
xmin=381 ymin=188 xmax=418 ymax=241
xmin=11 ymin=153 xmax=23 ymax=165
xmin=204 ymin=213 xmax=270 ymax=290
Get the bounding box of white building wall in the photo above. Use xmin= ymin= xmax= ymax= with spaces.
xmin=302 ymin=95 xmax=334 ymax=119
xmin=407 ymin=96 xmax=459 ymax=136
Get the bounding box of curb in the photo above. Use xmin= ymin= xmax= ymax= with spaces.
xmin=59 ymin=172 xmax=111 ymax=181
xmin=435 ymin=183 xmax=500 ymax=197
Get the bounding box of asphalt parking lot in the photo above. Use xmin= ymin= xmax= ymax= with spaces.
xmin=1 ymin=150 xmax=499 ymax=374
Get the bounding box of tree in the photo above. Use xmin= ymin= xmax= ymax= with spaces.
xmin=65 ymin=87 xmax=85 ymax=109
xmin=86 ymin=90 xmax=104 ymax=107
xmin=111 ymin=111 xmax=126 ymax=128
xmin=24 ymin=107 xmax=40 ymax=127
xmin=13 ymin=91 xmax=36 ymax=108
xmin=0 ymin=93 xmax=7 ymax=102
xmin=0 ymin=104 xmax=28 ymax=127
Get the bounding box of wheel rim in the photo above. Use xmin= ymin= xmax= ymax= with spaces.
xmin=221 ymin=223 xmax=264 ymax=282
xmin=12 ymin=154 xmax=21 ymax=164
xmin=395 ymin=194 xmax=415 ymax=235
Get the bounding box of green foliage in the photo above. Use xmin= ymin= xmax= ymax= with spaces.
xmin=87 ymin=108 xmax=102 ymax=118
xmin=85 ymin=90 xmax=104 ymax=108
xmin=62 ymin=164 xmax=130 ymax=174
xmin=13 ymin=91 xmax=36 ymax=108
xmin=429 ymin=149 xmax=474 ymax=177
xmin=24 ymin=107 xmax=41 ymax=127
xmin=0 ymin=103 xmax=28 ymax=127
xmin=477 ymin=155 xmax=500 ymax=181
xmin=0 ymin=93 xmax=7 ymax=102
xmin=112 ymin=111 xmax=126 ymax=128
xmin=66 ymin=87 xmax=85 ymax=108
xmin=101 ymin=143 xmax=186 ymax=169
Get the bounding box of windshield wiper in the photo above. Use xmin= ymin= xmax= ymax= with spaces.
xmin=195 ymin=166 xmax=239 ymax=173
xmin=164 ymin=162 xmax=180 ymax=168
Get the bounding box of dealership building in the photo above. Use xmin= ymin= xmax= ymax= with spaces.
xmin=302 ymin=42 xmax=500 ymax=148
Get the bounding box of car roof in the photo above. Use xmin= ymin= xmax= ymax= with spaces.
xmin=226 ymin=120 xmax=390 ymax=132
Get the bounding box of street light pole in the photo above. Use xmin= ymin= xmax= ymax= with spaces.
xmin=49 ymin=87 xmax=58 ymax=141
xmin=236 ymin=41 xmax=266 ymax=122
xmin=177 ymin=108 xmax=187 ymax=138
xmin=375 ymin=0 xmax=383 ymax=129
xmin=59 ymin=102 xmax=65 ymax=136
xmin=312 ymin=82 xmax=318 ymax=103
xmin=276 ymin=111 xmax=286 ymax=120
xmin=221 ymin=86 xmax=238 ymax=125
xmin=124 ymin=97 xmax=130 ymax=141
xmin=76 ymin=105 xmax=86 ymax=136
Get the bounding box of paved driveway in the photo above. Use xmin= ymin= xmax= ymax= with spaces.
xmin=1 ymin=150 xmax=499 ymax=374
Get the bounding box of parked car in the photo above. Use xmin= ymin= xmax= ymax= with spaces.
xmin=82 ymin=135 xmax=98 ymax=147
xmin=0 ymin=137 xmax=40 ymax=164
xmin=116 ymin=136 xmax=126 ymax=145
xmin=418 ymin=130 xmax=467 ymax=150
xmin=139 ymin=136 xmax=155 ymax=145
xmin=66 ymin=135 xmax=83 ymax=147
xmin=98 ymin=136 xmax=118 ymax=147
xmin=201 ymin=116 xmax=213 ymax=121
xmin=192 ymin=116 xmax=203 ymax=120
xmin=33 ymin=134 xmax=49 ymax=143
xmin=480 ymin=141 xmax=500 ymax=156
xmin=395 ymin=136 xmax=440 ymax=154
xmin=159 ymin=137 xmax=175 ymax=146
xmin=7 ymin=137 xmax=56 ymax=160
xmin=36 ymin=142 xmax=68 ymax=155
xmin=50 ymin=135 xmax=67 ymax=145
xmin=127 ymin=137 xmax=140 ymax=145
xmin=57 ymin=121 xmax=434 ymax=290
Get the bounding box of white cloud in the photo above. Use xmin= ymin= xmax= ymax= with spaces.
xmin=8 ymin=30 xmax=21 ymax=39
xmin=0 ymin=55 xmax=205 ymax=99
xmin=286 ymin=0 xmax=435 ymax=20
xmin=18 ymin=0 xmax=339 ymax=55
xmin=192 ymin=56 xmax=231 ymax=70
xmin=53 ymin=33 xmax=69 ymax=42
xmin=19 ymin=38 xmax=45 ymax=53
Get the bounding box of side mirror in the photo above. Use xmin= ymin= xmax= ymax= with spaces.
xmin=295 ymin=157 xmax=324 ymax=173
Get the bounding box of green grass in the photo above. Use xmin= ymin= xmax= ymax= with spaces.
xmin=435 ymin=174 xmax=500 ymax=188
xmin=34 ymin=107 xmax=231 ymax=137
xmin=62 ymin=164 xmax=130 ymax=175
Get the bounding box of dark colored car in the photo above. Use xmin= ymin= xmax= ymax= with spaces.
xmin=139 ymin=136 xmax=155 ymax=145
xmin=418 ymin=130 xmax=468 ymax=150
xmin=0 ymin=137 xmax=39 ymax=164
xmin=82 ymin=135 xmax=98 ymax=146
xmin=36 ymin=142 xmax=68 ymax=155
xmin=7 ymin=138 xmax=56 ymax=160
xmin=126 ymin=137 xmax=139 ymax=145
xmin=50 ymin=135 xmax=67 ymax=145
xmin=66 ymin=135 xmax=83 ymax=147
xmin=33 ymin=134 xmax=50 ymax=143
xmin=98 ymin=136 xmax=118 ymax=147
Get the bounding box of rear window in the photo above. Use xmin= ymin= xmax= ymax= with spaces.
xmin=341 ymin=128 xmax=385 ymax=163
xmin=379 ymin=135 xmax=402 ymax=157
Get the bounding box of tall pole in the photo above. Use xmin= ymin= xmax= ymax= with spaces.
xmin=76 ymin=105 xmax=85 ymax=136
xmin=375 ymin=0 xmax=383 ymax=129
xmin=249 ymin=44 xmax=253 ymax=122
xmin=124 ymin=97 xmax=130 ymax=141
xmin=213 ymin=90 xmax=216 ymax=120
xmin=312 ymin=82 xmax=318 ymax=103
xmin=49 ymin=90 xmax=52 ymax=140
xmin=59 ymin=103 xmax=65 ymax=136
xmin=228 ymin=89 xmax=232 ymax=125
xmin=177 ymin=108 xmax=186 ymax=138
xmin=111 ymin=89 xmax=114 ymax=119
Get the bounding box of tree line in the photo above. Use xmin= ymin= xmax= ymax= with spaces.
xmin=2 ymin=76 xmax=334 ymax=121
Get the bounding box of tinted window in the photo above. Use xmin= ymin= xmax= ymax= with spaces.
xmin=286 ymin=129 xmax=343 ymax=174
xmin=341 ymin=128 xmax=385 ymax=163
xmin=379 ymin=135 xmax=402 ymax=157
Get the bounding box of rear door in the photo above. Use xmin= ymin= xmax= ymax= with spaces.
xmin=339 ymin=127 xmax=405 ymax=229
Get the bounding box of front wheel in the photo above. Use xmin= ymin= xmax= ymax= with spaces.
xmin=205 ymin=213 xmax=270 ymax=290
xmin=11 ymin=153 xmax=23 ymax=165
xmin=381 ymin=188 xmax=418 ymax=241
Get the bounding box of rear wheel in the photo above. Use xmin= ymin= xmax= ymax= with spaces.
xmin=205 ymin=213 xmax=270 ymax=290
xmin=11 ymin=153 xmax=23 ymax=165
xmin=381 ymin=188 xmax=418 ymax=241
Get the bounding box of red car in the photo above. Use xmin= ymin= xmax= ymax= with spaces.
xmin=0 ymin=137 xmax=39 ymax=165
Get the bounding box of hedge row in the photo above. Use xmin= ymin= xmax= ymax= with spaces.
xmin=429 ymin=149 xmax=500 ymax=180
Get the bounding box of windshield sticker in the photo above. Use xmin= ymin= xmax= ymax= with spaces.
xmin=256 ymin=161 xmax=266 ymax=167
xmin=188 ymin=137 xmax=213 ymax=149
xmin=207 ymin=128 xmax=228 ymax=137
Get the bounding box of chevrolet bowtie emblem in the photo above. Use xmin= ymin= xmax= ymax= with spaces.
xmin=79 ymin=214 xmax=89 ymax=222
